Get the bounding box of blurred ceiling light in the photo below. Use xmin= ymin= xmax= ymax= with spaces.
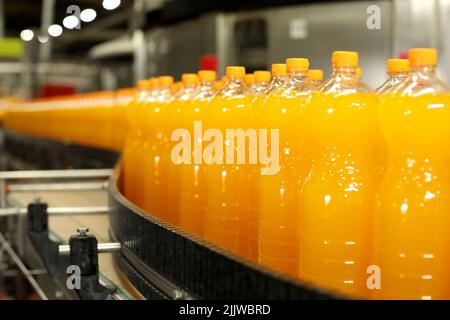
xmin=63 ymin=15 xmax=79 ymax=29
xmin=48 ymin=24 xmax=63 ymax=37
xmin=80 ymin=9 xmax=97 ymax=23
xmin=102 ymin=0 xmax=121 ymax=11
xmin=38 ymin=35 xmax=49 ymax=43
xmin=20 ymin=29 xmax=34 ymax=42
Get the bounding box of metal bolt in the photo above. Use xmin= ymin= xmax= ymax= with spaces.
xmin=77 ymin=228 xmax=89 ymax=236
xmin=172 ymin=289 xmax=183 ymax=300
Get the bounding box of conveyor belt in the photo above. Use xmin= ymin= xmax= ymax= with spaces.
xmin=108 ymin=167 xmax=339 ymax=300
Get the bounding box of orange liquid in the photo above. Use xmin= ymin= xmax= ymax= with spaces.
xmin=299 ymin=92 xmax=381 ymax=298
xmin=204 ymin=94 xmax=254 ymax=257
xmin=373 ymin=93 xmax=450 ymax=299
xmin=142 ymin=97 xmax=171 ymax=220
xmin=178 ymin=98 xmax=209 ymax=236
xmin=257 ymin=92 xmax=312 ymax=278
xmin=123 ymin=94 xmax=143 ymax=204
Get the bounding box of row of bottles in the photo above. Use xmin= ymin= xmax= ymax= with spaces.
xmin=3 ymin=88 xmax=135 ymax=151
xmin=2 ymin=48 xmax=449 ymax=300
xmin=122 ymin=48 xmax=450 ymax=300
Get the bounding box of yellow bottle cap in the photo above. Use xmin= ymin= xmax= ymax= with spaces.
xmin=171 ymin=81 xmax=184 ymax=93
xmin=198 ymin=70 xmax=216 ymax=82
xmin=159 ymin=76 xmax=174 ymax=87
xmin=286 ymin=58 xmax=309 ymax=72
xmin=226 ymin=66 xmax=246 ymax=79
xmin=332 ymin=51 xmax=358 ymax=68
xmin=137 ymin=80 xmax=151 ymax=90
xmin=271 ymin=63 xmax=287 ymax=76
xmin=308 ymin=69 xmax=323 ymax=82
xmin=387 ymin=59 xmax=409 ymax=74
xmin=408 ymin=48 xmax=437 ymax=67
xmin=214 ymin=80 xmax=225 ymax=91
xmin=254 ymin=70 xmax=271 ymax=83
xmin=117 ymin=88 xmax=136 ymax=96
xmin=149 ymin=77 xmax=159 ymax=88
xmin=356 ymin=67 xmax=362 ymax=78
xmin=182 ymin=73 xmax=199 ymax=85
xmin=244 ymin=74 xmax=255 ymax=85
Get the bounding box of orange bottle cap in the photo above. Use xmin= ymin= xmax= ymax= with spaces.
xmin=286 ymin=58 xmax=309 ymax=72
xmin=244 ymin=74 xmax=255 ymax=85
xmin=149 ymin=77 xmax=159 ymax=88
xmin=387 ymin=59 xmax=409 ymax=74
xmin=137 ymin=80 xmax=152 ymax=90
xmin=198 ymin=70 xmax=216 ymax=82
xmin=159 ymin=76 xmax=174 ymax=87
xmin=408 ymin=48 xmax=437 ymax=67
xmin=171 ymin=81 xmax=184 ymax=93
xmin=182 ymin=73 xmax=199 ymax=85
xmin=213 ymin=80 xmax=225 ymax=91
xmin=308 ymin=69 xmax=323 ymax=82
xmin=226 ymin=66 xmax=246 ymax=79
xmin=117 ymin=88 xmax=136 ymax=96
xmin=271 ymin=63 xmax=287 ymax=76
xmin=254 ymin=70 xmax=271 ymax=83
xmin=332 ymin=51 xmax=358 ymax=68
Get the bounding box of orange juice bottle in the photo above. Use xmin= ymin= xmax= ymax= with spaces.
xmin=112 ymin=88 xmax=135 ymax=151
xmin=373 ymin=48 xmax=450 ymax=299
xmin=244 ymin=73 xmax=257 ymax=93
xmin=376 ymin=58 xmax=409 ymax=94
xmin=268 ymin=64 xmax=287 ymax=91
xmin=204 ymin=66 xmax=254 ymax=257
xmin=165 ymin=73 xmax=199 ymax=225
xmin=247 ymin=70 xmax=271 ymax=262
xmin=253 ymin=71 xmax=271 ymax=94
xmin=299 ymin=51 xmax=382 ymax=298
xmin=257 ymin=58 xmax=314 ymax=277
xmin=248 ymin=64 xmax=286 ymax=262
xmin=142 ymin=76 xmax=174 ymax=219
xmin=178 ymin=70 xmax=216 ymax=236
xmin=308 ymin=69 xmax=324 ymax=88
xmin=123 ymin=79 xmax=154 ymax=204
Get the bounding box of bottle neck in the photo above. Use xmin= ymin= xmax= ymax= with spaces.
xmin=287 ymin=70 xmax=309 ymax=86
xmin=388 ymin=71 xmax=408 ymax=80
xmin=184 ymin=84 xmax=197 ymax=90
xmin=410 ymin=65 xmax=436 ymax=75
xmin=200 ymin=81 xmax=214 ymax=89
xmin=332 ymin=66 xmax=357 ymax=76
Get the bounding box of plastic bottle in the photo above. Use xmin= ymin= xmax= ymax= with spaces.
xmin=373 ymin=48 xmax=450 ymax=299
xmin=165 ymin=73 xmax=199 ymax=225
xmin=142 ymin=76 xmax=174 ymax=219
xmin=204 ymin=66 xmax=254 ymax=257
xmin=123 ymin=79 xmax=154 ymax=204
xmin=376 ymin=59 xmax=409 ymax=94
xmin=299 ymin=51 xmax=382 ymax=298
xmin=245 ymin=73 xmax=257 ymax=94
xmin=258 ymin=58 xmax=314 ymax=277
xmin=179 ymin=70 xmax=216 ymax=236
xmin=253 ymin=71 xmax=271 ymax=94
xmin=308 ymin=69 xmax=324 ymax=88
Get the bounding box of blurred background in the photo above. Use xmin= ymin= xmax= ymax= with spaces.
xmin=0 ymin=0 xmax=448 ymax=99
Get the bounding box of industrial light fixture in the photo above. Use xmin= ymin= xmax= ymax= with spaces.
xmin=63 ymin=15 xmax=79 ymax=30
xmin=102 ymin=0 xmax=121 ymax=11
xmin=38 ymin=35 xmax=49 ymax=43
xmin=80 ymin=8 xmax=97 ymax=23
xmin=20 ymin=29 xmax=34 ymax=42
xmin=48 ymin=24 xmax=63 ymax=37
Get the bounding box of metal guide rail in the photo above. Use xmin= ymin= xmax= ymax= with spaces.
xmin=0 ymin=168 xmax=131 ymax=300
